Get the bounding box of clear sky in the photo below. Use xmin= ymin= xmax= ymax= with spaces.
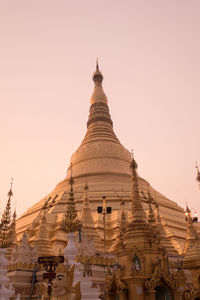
xmin=0 ymin=0 xmax=200 ymax=217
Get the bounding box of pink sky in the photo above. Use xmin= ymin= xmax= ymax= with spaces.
xmin=0 ymin=0 xmax=200 ymax=217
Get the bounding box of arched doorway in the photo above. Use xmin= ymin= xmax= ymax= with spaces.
xmin=155 ymin=285 xmax=172 ymax=300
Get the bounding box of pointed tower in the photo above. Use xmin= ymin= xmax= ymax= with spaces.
xmin=196 ymin=162 xmax=200 ymax=190
xmin=130 ymin=156 xmax=147 ymax=223
xmin=74 ymin=183 xmax=103 ymax=253
xmin=154 ymin=201 xmax=178 ymax=255
xmin=0 ymin=179 xmax=13 ymax=248
xmin=61 ymin=165 xmax=82 ymax=234
xmin=82 ymin=60 xmax=119 ymax=144
xmin=34 ymin=209 xmax=54 ymax=257
xmin=182 ymin=206 xmax=200 ymax=286
xmin=123 ymin=154 xmax=152 ymax=250
xmin=113 ymin=156 xmax=180 ymax=300
xmin=8 ymin=211 xmax=17 ymax=244
xmin=6 ymin=211 xmax=18 ymax=259
xmin=182 ymin=206 xmax=199 ymax=255
xmin=80 ymin=184 xmax=98 ymax=238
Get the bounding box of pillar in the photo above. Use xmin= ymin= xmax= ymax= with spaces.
xmin=145 ymin=289 xmax=155 ymax=300
xmin=119 ymin=291 xmax=128 ymax=300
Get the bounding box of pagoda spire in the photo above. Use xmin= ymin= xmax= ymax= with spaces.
xmin=91 ymin=60 xmax=107 ymax=104
xmin=80 ymin=183 xmax=98 ymax=238
xmin=61 ymin=164 xmax=82 ymax=233
xmin=34 ymin=209 xmax=54 ymax=257
xmin=8 ymin=210 xmax=17 ymax=245
xmin=0 ymin=179 xmax=13 ymax=248
xmin=80 ymin=61 xmax=119 ymax=146
xmin=130 ymin=154 xmax=147 ymax=223
xmin=195 ymin=162 xmax=200 ymax=190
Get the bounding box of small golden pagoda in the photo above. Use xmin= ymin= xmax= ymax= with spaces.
xmin=182 ymin=206 xmax=200 ymax=299
xmin=0 ymin=179 xmax=17 ymax=258
xmin=106 ymin=156 xmax=186 ymax=300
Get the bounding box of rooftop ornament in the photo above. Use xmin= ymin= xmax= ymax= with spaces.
xmin=195 ymin=162 xmax=200 ymax=190
xmin=60 ymin=164 xmax=82 ymax=234
xmin=0 ymin=178 xmax=13 ymax=248
xmin=185 ymin=206 xmax=198 ymax=223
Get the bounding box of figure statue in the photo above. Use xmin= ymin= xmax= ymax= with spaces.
xmin=51 ymin=264 xmax=81 ymax=300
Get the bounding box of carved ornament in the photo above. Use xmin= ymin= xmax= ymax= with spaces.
xmin=145 ymin=265 xmax=178 ymax=290
xmin=105 ymin=269 xmax=127 ymax=293
xmin=127 ymin=246 xmax=145 ymax=276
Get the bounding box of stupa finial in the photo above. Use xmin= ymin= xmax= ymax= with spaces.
xmin=90 ymin=59 xmax=108 ymax=105
xmin=92 ymin=59 xmax=103 ymax=84
xmin=96 ymin=57 xmax=99 ymax=71
xmin=130 ymin=153 xmax=146 ymax=223
xmin=195 ymin=162 xmax=200 ymax=189
xmin=84 ymin=61 xmax=117 ymax=138
xmin=8 ymin=178 xmax=13 ymax=198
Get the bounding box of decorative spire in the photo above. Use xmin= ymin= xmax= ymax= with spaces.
xmin=195 ymin=162 xmax=200 ymax=189
xmin=80 ymin=184 xmax=98 ymax=239
xmin=130 ymin=154 xmax=147 ymax=223
xmin=61 ymin=164 xmax=82 ymax=233
xmin=7 ymin=210 xmax=17 ymax=246
xmin=81 ymin=61 xmax=119 ymax=145
xmin=90 ymin=60 xmax=107 ymax=105
xmin=92 ymin=59 xmax=103 ymax=85
xmin=34 ymin=209 xmax=54 ymax=257
xmin=182 ymin=205 xmax=199 ymax=255
xmin=7 ymin=178 xmax=13 ymax=198
xmin=0 ymin=179 xmax=13 ymax=248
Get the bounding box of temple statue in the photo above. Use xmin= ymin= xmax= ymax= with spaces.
xmin=51 ymin=264 xmax=81 ymax=300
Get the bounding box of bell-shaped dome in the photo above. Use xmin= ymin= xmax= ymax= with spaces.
xmin=16 ymin=63 xmax=187 ymax=255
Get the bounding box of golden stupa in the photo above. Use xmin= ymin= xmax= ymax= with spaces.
xmin=16 ymin=62 xmax=191 ymax=255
